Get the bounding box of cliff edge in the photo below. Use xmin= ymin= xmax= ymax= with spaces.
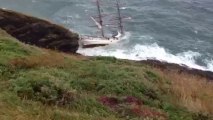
xmin=0 ymin=9 xmax=79 ymax=53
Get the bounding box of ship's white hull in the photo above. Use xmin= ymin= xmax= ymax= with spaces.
xmin=79 ymin=36 xmax=121 ymax=48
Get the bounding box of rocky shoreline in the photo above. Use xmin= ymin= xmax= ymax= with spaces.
xmin=0 ymin=8 xmax=212 ymax=80
xmin=140 ymin=60 xmax=213 ymax=80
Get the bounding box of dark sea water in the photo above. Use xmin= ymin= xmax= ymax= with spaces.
xmin=0 ymin=0 xmax=213 ymax=71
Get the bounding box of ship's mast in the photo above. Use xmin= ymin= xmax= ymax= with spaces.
xmin=96 ymin=0 xmax=105 ymax=37
xmin=115 ymin=0 xmax=124 ymax=34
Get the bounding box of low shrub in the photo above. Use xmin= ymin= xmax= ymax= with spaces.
xmin=70 ymin=78 xmax=145 ymax=96
xmin=144 ymin=71 xmax=161 ymax=83
xmin=94 ymin=56 xmax=117 ymax=63
xmin=192 ymin=113 xmax=212 ymax=120
xmin=12 ymin=79 xmax=75 ymax=106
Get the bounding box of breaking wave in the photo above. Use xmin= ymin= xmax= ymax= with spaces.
xmin=77 ymin=33 xmax=213 ymax=72
xmin=206 ymin=60 xmax=213 ymax=71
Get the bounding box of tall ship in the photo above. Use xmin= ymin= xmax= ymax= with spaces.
xmin=79 ymin=0 xmax=125 ymax=48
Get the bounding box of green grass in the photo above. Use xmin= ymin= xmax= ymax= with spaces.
xmin=0 ymin=29 xmax=212 ymax=120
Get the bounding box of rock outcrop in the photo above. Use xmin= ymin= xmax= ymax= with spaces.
xmin=140 ymin=60 xmax=213 ymax=80
xmin=0 ymin=9 xmax=79 ymax=53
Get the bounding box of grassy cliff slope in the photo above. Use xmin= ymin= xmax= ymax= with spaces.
xmin=0 ymin=29 xmax=212 ymax=120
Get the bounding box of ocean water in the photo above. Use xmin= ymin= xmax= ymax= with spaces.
xmin=0 ymin=0 xmax=213 ymax=71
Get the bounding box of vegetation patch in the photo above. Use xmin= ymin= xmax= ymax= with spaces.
xmin=144 ymin=71 xmax=161 ymax=83
xmin=12 ymin=79 xmax=75 ymax=106
xmin=192 ymin=113 xmax=213 ymax=120
xmin=99 ymin=96 xmax=167 ymax=119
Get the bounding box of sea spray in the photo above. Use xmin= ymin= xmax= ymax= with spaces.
xmin=77 ymin=42 xmax=213 ymax=71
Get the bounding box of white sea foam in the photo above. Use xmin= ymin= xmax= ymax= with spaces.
xmin=206 ymin=60 xmax=213 ymax=71
xmin=77 ymin=34 xmax=213 ymax=72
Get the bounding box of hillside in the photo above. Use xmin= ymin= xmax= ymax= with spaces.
xmin=0 ymin=28 xmax=212 ymax=120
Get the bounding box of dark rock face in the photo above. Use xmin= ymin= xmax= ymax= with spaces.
xmin=140 ymin=60 xmax=213 ymax=80
xmin=0 ymin=9 xmax=79 ymax=53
